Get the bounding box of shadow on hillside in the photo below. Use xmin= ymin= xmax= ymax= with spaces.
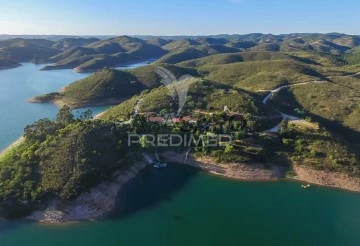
xmin=290 ymin=55 xmax=322 ymax=66
xmin=307 ymin=114 xmax=360 ymax=144
xmin=109 ymin=163 xmax=198 ymax=220
xmin=268 ymin=87 xmax=360 ymax=145
xmin=327 ymin=79 xmax=360 ymax=94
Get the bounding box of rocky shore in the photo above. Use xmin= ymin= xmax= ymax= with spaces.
xmin=0 ymin=137 xmax=24 ymax=158
xmin=162 ymin=151 xmax=360 ymax=192
xmin=27 ymin=161 xmax=147 ymax=224
xmin=28 ymin=93 xmax=124 ymax=109
xmin=161 ymin=151 xmax=285 ymax=181
xmin=1 ymin=150 xmax=359 ymax=224
xmin=292 ymin=164 xmax=360 ymax=192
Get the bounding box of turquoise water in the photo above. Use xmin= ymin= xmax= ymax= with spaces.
xmin=1 ymin=164 xmax=360 ymax=246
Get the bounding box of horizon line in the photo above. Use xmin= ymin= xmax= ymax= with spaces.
xmin=0 ymin=32 xmax=359 ymax=37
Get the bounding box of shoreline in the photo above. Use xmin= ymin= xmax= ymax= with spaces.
xmin=161 ymin=152 xmax=360 ymax=192
xmin=27 ymin=161 xmax=148 ymax=224
xmin=52 ymin=98 xmax=125 ymax=109
xmin=290 ymin=164 xmax=360 ymax=193
xmin=94 ymin=111 xmax=106 ymax=119
xmin=27 ymin=96 xmax=125 ymax=109
xmin=1 ymin=146 xmax=360 ymax=224
xmin=0 ymin=137 xmax=24 ymax=158
xmin=161 ymin=151 xmax=285 ymax=181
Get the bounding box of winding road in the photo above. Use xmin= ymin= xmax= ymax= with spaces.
xmin=261 ymin=71 xmax=360 ymax=133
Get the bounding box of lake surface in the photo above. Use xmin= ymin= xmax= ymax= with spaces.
xmin=0 ymin=63 xmax=105 ymax=150
xmin=1 ymin=64 xmax=360 ymax=246
xmin=1 ymin=164 xmax=360 ymax=246
xmin=0 ymin=62 xmax=149 ymax=150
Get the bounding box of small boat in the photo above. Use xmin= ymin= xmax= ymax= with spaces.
xmin=301 ymin=184 xmax=311 ymax=189
xmin=154 ymin=162 xmax=167 ymax=168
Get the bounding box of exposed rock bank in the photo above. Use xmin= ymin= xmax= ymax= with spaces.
xmin=162 ymin=152 xmax=285 ymax=181
xmin=292 ymin=164 xmax=360 ymax=192
xmin=27 ymin=161 xmax=147 ymax=223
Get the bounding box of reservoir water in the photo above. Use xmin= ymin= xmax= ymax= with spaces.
xmin=0 ymin=61 xmax=153 ymax=150
xmin=1 ymin=164 xmax=360 ymax=246
xmin=0 ymin=63 xmax=106 ymax=150
xmin=1 ymin=64 xmax=360 ymax=246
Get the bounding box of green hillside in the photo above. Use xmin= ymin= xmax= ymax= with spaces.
xmin=268 ymin=75 xmax=360 ymax=142
xmin=101 ymin=79 xmax=278 ymax=123
xmin=0 ymin=107 xmax=137 ymax=217
xmin=158 ymin=45 xmax=239 ymax=64
xmin=277 ymin=121 xmax=360 ymax=175
xmin=251 ymin=43 xmax=280 ymax=52
xmin=178 ymin=51 xmax=300 ymax=68
xmin=199 ymin=60 xmax=325 ymax=91
xmin=52 ymin=38 xmax=100 ymax=50
xmin=32 ymin=64 xmax=199 ymax=108
xmin=345 ymin=47 xmax=360 ymax=65
xmin=0 ymin=38 xmax=60 ymax=63
xmin=43 ymin=36 xmax=167 ymax=71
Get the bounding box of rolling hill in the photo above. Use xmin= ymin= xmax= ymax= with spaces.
xmin=268 ymin=74 xmax=360 ymax=142
xmin=101 ymin=79 xmax=278 ymax=125
xmin=42 ymin=36 xmax=167 ymax=72
xmin=31 ymin=64 xmax=199 ymax=108
xmin=0 ymin=38 xmax=60 ymax=63
xmin=52 ymin=38 xmax=100 ymax=50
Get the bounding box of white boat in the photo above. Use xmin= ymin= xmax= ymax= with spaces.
xmin=154 ymin=162 xmax=167 ymax=168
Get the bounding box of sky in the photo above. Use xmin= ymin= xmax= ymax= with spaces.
xmin=0 ymin=0 xmax=359 ymax=35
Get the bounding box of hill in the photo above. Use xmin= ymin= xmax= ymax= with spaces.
xmin=42 ymin=36 xmax=167 ymax=72
xmin=0 ymin=33 xmax=359 ymax=70
xmin=158 ymin=43 xmax=239 ymax=64
xmin=0 ymin=58 xmax=20 ymax=69
xmin=30 ymin=64 xmax=199 ymax=108
xmin=0 ymin=107 xmax=137 ymax=217
xmin=345 ymin=47 xmax=360 ymax=65
xmin=268 ymin=75 xmax=360 ymax=142
xmin=101 ymin=79 xmax=279 ymax=132
xmin=332 ymin=35 xmax=360 ymax=48
xmin=0 ymin=38 xmax=60 ymax=63
xmin=198 ymin=59 xmax=325 ymax=91
xmin=146 ymin=37 xmax=170 ymax=47
xmin=52 ymin=38 xmax=100 ymax=50
xmin=251 ymin=42 xmax=280 ymax=52
xmin=178 ymin=51 xmax=301 ymax=68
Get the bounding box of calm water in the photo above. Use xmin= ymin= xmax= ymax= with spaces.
xmin=0 ymin=63 xmax=108 ymax=150
xmin=1 ymin=164 xmax=360 ymax=246
xmin=0 ymin=61 xmax=150 ymax=150
xmin=1 ymin=64 xmax=360 ymax=246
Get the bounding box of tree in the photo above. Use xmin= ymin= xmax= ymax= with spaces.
xmin=79 ymin=109 xmax=93 ymax=121
xmin=224 ymin=144 xmax=234 ymax=155
xmin=24 ymin=118 xmax=56 ymax=141
xmin=56 ymin=105 xmax=74 ymax=125
xmin=140 ymin=135 xmax=151 ymax=149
